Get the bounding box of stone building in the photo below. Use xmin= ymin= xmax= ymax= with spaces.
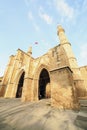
xmin=0 ymin=77 xmax=3 ymax=85
xmin=0 ymin=25 xmax=87 ymax=109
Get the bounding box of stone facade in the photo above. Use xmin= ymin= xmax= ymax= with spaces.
xmin=0 ymin=25 xmax=87 ymax=109
xmin=0 ymin=77 xmax=3 ymax=83
xmin=79 ymin=66 xmax=87 ymax=93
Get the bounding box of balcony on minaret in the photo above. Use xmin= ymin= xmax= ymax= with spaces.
xmin=57 ymin=25 xmax=69 ymax=45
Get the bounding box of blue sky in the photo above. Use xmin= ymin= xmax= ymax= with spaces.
xmin=0 ymin=0 xmax=87 ymax=76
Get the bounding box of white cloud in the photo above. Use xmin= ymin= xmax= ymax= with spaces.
xmin=28 ymin=11 xmax=33 ymax=20
xmin=54 ymin=0 xmax=74 ymax=20
xmin=27 ymin=11 xmax=40 ymax=32
xmin=33 ymin=23 xmax=40 ymax=31
xmin=39 ymin=7 xmax=53 ymax=25
xmin=79 ymin=44 xmax=87 ymax=66
xmin=40 ymin=13 xmax=53 ymax=24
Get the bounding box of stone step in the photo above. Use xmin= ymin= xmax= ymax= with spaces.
xmin=75 ymin=115 xmax=87 ymax=129
xmin=76 ymin=99 xmax=87 ymax=129
xmin=80 ymin=106 xmax=87 ymax=111
xmin=79 ymin=99 xmax=87 ymax=107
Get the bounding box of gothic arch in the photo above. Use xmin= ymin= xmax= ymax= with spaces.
xmin=11 ymin=69 xmax=25 ymax=98
xmin=34 ymin=64 xmax=50 ymax=80
xmin=16 ymin=71 xmax=25 ymax=98
xmin=33 ymin=64 xmax=51 ymax=100
xmin=38 ymin=68 xmax=50 ymax=99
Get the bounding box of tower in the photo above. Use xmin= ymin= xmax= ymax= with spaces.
xmin=57 ymin=25 xmax=78 ymax=69
xmin=57 ymin=25 xmax=86 ymax=97
xmin=57 ymin=25 xmax=69 ymax=44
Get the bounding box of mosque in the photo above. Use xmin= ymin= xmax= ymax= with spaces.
xmin=0 ymin=25 xmax=87 ymax=109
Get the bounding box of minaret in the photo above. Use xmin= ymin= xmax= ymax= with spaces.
xmin=27 ymin=46 xmax=32 ymax=56
xmin=57 ymin=25 xmax=78 ymax=69
xmin=57 ymin=25 xmax=87 ymax=97
xmin=57 ymin=25 xmax=69 ymax=45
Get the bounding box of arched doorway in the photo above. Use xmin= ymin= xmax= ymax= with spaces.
xmin=16 ymin=72 xmax=25 ymax=98
xmin=38 ymin=68 xmax=50 ymax=99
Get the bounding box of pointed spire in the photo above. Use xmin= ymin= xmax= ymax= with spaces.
xmin=27 ymin=46 xmax=32 ymax=56
xmin=57 ymin=25 xmax=69 ymax=44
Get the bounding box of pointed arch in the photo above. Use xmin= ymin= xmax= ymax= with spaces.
xmin=33 ymin=64 xmax=51 ymax=101
xmin=16 ymin=71 xmax=25 ymax=98
xmin=38 ymin=68 xmax=50 ymax=99
xmin=11 ymin=69 xmax=25 ymax=98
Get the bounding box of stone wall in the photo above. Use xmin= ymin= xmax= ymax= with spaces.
xmin=79 ymin=66 xmax=87 ymax=94
xmin=50 ymin=66 xmax=78 ymax=109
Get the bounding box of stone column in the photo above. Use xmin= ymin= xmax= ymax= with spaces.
xmin=32 ymin=78 xmax=38 ymax=101
xmin=21 ymin=52 xmax=33 ymax=101
xmin=22 ymin=77 xmax=33 ymax=101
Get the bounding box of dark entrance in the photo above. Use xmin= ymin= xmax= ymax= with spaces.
xmin=16 ymin=72 xmax=25 ymax=98
xmin=39 ymin=68 xmax=50 ymax=99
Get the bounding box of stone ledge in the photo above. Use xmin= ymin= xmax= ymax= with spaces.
xmin=50 ymin=66 xmax=73 ymax=73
